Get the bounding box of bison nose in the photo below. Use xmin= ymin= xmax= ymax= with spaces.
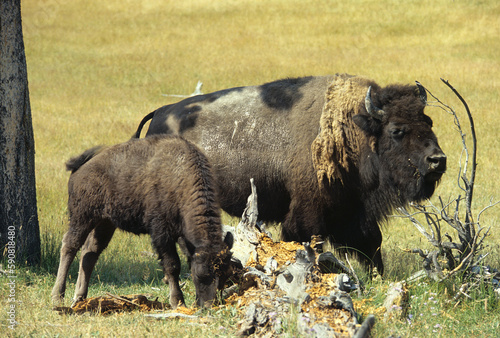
xmin=427 ymin=153 xmax=447 ymax=172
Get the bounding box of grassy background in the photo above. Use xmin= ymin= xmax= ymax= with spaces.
xmin=2 ymin=0 xmax=499 ymax=336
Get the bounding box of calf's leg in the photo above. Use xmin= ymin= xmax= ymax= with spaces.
xmin=52 ymin=226 xmax=93 ymax=305
xmin=73 ymin=220 xmax=116 ymax=303
xmin=155 ymin=239 xmax=185 ymax=309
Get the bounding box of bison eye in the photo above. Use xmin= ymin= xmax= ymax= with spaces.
xmin=391 ymin=128 xmax=405 ymax=139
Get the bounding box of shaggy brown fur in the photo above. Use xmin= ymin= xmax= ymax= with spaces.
xmin=311 ymin=74 xmax=376 ymax=185
xmin=51 ymin=135 xmax=232 ymax=309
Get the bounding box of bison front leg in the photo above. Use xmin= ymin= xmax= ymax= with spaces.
xmin=73 ymin=221 xmax=115 ymax=304
xmin=363 ymin=224 xmax=384 ymax=276
xmin=349 ymin=223 xmax=384 ymax=276
xmin=157 ymin=240 xmax=185 ymax=309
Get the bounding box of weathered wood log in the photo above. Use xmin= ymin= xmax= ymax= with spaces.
xmin=225 ymin=178 xmax=369 ymax=337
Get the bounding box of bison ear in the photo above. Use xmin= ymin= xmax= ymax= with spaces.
xmin=353 ymin=114 xmax=381 ymax=135
xmin=415 ymin=81 xmax=427 ymax=105
xmin=223 ymin=231 xmax=234 ymax=250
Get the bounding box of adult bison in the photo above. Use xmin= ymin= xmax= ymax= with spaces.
xmin=52 ymin=135 xmax=233 ymax=308
xmin=135 ymin=74 xmax=446 ymax=274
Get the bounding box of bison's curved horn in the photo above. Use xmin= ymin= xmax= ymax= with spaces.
xmin=415 ymin=81 xmax=427 ymax=105
xmin=364 ymin=86 xmax=385 ymax=120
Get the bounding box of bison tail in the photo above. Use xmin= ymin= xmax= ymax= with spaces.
xmin=66 ymin=146 xmax=104 ymax=173
xmin=133 ymin=111 xmax=155 ymax=139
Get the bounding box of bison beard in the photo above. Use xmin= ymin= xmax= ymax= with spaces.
xmin=136 ymin=74 xmax=446 ymax=274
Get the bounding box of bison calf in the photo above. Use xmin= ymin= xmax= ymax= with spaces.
xmin=51 ymin=135 xmax=232 ymax=308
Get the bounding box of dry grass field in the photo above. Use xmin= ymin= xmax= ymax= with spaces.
xmin=2 ymin=0 xmax=499 ymax=336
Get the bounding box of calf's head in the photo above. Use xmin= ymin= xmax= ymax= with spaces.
xmin=190 ymin=232 xmax=233 ymax=308
xmin=354 ymin=84 xmax=447 ymax=203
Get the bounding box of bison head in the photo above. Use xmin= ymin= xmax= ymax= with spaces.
xmin=190 ymin=232 xmax=233 ymax=308
xmin=354 ymin=83 xmax=446 ymax=204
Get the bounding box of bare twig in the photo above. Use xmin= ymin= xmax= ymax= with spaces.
xmin=105 ymin=293 xmax=140 ymax=307
xmin=440 ymin=78 xmax=477 ymax=228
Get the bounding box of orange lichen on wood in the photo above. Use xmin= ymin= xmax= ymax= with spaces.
xmin=247 ymin=233 xmax=303 ymax=267
xmin=299 ymin=272 xmax=358 ymax=336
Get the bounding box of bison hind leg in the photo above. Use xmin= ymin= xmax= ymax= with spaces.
xmin=52 ymin=223 xmax=98 ymax=305
xmin=72 ymin=220 xmax=116 ymax=303
xmin=52 ymin=234 xmax=79 ymax=305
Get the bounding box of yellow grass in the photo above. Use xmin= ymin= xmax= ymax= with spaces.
xmin=8 ymin=0 xmax=500 ymax=336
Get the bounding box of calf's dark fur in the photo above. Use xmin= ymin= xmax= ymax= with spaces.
xmin=51 ymin=135 xmax=232 ymax=308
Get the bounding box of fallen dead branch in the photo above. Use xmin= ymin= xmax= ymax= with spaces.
xmin=53 ymin=293 xmax=168 ymax=315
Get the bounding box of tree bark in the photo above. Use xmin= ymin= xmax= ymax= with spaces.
xmin=0 ymin=0 xmax=40 ymax=265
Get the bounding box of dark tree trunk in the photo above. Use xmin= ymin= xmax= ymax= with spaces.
xmin=0 ymin=0 xmax=40 ymax=265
